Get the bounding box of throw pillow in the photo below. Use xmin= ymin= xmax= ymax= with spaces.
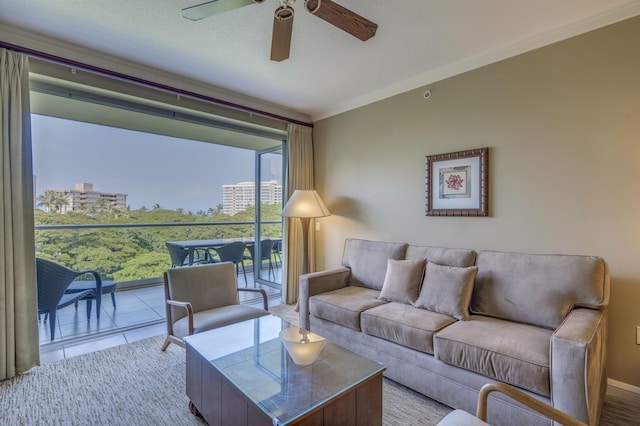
xmin=414 ymin=262 xmax=478 ymax=320
xmin=378 ymin=258 xmax=426 ymax=304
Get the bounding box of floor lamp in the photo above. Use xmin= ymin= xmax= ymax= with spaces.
xmin=281 ymin=190 xmax=331 ymax=275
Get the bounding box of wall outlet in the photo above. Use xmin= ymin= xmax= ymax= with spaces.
xmin=315 ymin=222 xmax=320 ymax=232
xmin=637 ymin=326 xmax=640 ymax=345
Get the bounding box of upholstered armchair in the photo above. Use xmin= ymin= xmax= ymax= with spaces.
xmin=161 ymin=262 xmax=269 ymax=351
xmin=437 ymin=382 xmax=588 ymax=426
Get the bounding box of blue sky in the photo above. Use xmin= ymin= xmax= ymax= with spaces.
xmin=31 ymin=115 xmax=275 ymax=212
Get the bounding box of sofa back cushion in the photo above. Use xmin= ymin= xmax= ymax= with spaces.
xmin=342 ymin=239 xmax=408 ymax=290
xmin=471 ymin=251 xmax=610 ymax=329
xmin=405 ymin=245 xmax=477 ymax=268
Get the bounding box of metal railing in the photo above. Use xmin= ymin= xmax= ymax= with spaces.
xmin=35 ymin=220 xmax=282 ymax=289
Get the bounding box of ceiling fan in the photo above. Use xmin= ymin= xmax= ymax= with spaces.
xmin=182 ymin=0 xmax=378 ymax=62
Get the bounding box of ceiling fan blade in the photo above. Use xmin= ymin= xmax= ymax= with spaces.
xmin=304 ymin=0 xmax=377 ymax=41
xmin=182 ymin=0 xmax=263 ymax=21
xmin=270 ymin=6 xmax=294 ymax=62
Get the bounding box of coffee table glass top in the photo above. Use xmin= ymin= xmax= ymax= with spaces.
xmin=184 ymin=315 xmax=385 ymax=425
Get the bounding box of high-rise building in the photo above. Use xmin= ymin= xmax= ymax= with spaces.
xmin=222 ymin=180 xmax=282 ymax=216
xmin=45 ymin=183 xmax=127 ymax=213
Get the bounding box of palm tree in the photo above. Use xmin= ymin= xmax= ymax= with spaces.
xmin=152 ymin=203 xmax=162 ymax=210
xmin=36 ymin=190 xmax=69 ymax=213
xmin=36 ymin=190 xmax=58 ymax=213
xmin=94 ymin=198 xmax=118 ymax=223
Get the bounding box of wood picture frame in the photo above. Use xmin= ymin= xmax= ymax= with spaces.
xmin=425 ymin=147 xmax=489 ymax=216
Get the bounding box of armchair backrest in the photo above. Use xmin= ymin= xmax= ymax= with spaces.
xmin=164 ymin=262 xmax=239 ymax=322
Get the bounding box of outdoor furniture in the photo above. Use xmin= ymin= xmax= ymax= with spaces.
xmin=212 ymin=241 xmax=248 ymax=286
xmin=36 ymin=258 xmax=100 ymax=341
xmin=246 ymin=238 xmax=275 ymax=281
xmin=166 ymin=242 xmax=210 ymax=267
xmin=161 ymin=262 xmax=269 ymax=351
xmin=272 ymin=239 xmax=282 ymax=268
xmin=66 ymin=280 xmax=117 ymax=314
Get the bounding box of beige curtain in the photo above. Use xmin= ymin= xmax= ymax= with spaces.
xmin=1 ymin=48 xmax=39 ymax=380
xmin=283 ymin=123 xmax=314 ymax=305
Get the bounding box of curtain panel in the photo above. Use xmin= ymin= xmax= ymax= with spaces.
xmin=283 ymin=123 xmax=314 ymax=305
xmin=0 ymin=48 xmax=39 ymax=380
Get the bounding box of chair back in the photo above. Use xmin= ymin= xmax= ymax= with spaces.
xmin=36 ymin=258 xmax=83 ymax=313
xmin=249 ymin=239 xmax=274 ymax=262
xmin=272 ymin=239 xmax=282 ymax=254
xmin=166 ymin=242 xmax=188 ymax=267
xmin=164 ymin=262 xmax=239 ymax=322
xmin=214 ymin=241 xmax=246 ymax=264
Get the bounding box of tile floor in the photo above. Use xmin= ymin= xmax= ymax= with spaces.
xmin=39 ymin=274 xmax=282 ymax=363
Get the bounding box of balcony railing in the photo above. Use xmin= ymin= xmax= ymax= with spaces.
xmin=35 ymin=220 xmax=282 ymax=287
xmin=35 ymin=221 xmax=282 ymax=345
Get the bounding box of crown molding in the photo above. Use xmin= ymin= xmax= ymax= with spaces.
xmin=311 ymin=1 xmax=640 ymax=122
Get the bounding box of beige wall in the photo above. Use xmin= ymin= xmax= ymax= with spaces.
xmin=312 ymin=16 xmax=640 ymax=388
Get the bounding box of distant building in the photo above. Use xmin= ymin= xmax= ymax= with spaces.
xmin=48 ymin=183 xmax=127 ymax=213
xmin=222 ymin=180 xmax=282 ymax=216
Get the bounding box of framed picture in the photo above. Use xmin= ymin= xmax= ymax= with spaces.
xmin=425 ymin=148 xmax=489 ymax=216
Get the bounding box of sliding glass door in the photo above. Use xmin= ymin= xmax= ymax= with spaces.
xmin=254 ymin=145 xmax=285 ymax=289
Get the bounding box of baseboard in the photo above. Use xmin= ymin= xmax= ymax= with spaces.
xmin=607 ymin=379 xmax=640 ymax=404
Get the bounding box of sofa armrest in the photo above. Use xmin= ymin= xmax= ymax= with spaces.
xmin=551 ymin=307 xmax=608 ymax=424
xmin=299 ymin=267 xmax=351 ymax=331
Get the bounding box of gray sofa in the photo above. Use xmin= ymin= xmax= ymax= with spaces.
xmin=298 ymin=239 xmax=610 ymax=426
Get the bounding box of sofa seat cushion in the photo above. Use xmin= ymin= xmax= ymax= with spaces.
xmin=173 ymin=305 xmax=268 ymax=339
xmin=361 ymin=302 xmax=456 ymax=355
xmin=309 ymin=286 xmax=386 ymax=331
xmin=434 ymin=316 xmax=552 ymax=396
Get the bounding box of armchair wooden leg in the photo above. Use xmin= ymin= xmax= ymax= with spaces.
xmin=161 ymin=336 xmax=171 ymax=351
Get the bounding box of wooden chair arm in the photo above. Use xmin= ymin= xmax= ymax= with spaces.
xmin=237 ymin=288 xmax=268 ymax=311
xmin=477 ymin=382 xmax=588 ymax=426
xmin=166 ymin=299 xmax=194 ymax=334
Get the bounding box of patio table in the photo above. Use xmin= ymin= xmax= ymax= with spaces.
xmin=167 ymin=238 xmax=281 ymax=266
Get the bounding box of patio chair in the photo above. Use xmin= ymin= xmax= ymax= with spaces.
xmin=246 ymin=239 xmax=275 ymax=281
xmin=166 ymin=242 xmax=210 ymax=267
xmin=36 ymin=258 xmax=100 ymax=341
xmin=161 ymin=262 xmax=269 ymax=351
xmin=272 ymin=239 xmax=282 ymax=268
xmin=212 ymin=241 xmax=248 ymax=286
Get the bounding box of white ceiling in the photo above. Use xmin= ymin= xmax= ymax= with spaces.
xmin=1 ymin=0 xmax=639 ymax=122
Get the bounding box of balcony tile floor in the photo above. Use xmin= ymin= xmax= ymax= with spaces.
xmin=39 ymin=273 xmax=282 ymax=363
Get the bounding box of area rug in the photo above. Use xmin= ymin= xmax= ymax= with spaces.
xmin=1 ymin=305 xmax=638 ymax=425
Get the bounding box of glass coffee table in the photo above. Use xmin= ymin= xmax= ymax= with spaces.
xmin=184 ymin=315 xmax=385 ymax=426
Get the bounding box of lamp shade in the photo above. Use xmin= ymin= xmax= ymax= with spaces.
xmin=279 ymin=326 xmax=326 ymax=365
xmin=280 ymin=190 xmax=330 ymax=218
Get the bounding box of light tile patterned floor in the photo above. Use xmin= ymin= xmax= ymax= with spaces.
xmin=39 ymin=272 xmax=282 ymax=363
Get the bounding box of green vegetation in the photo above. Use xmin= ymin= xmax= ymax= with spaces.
xmin=34 ymin=204 xmax=283 ymax=282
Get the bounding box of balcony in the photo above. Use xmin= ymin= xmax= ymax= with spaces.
xmin=36 ymin=219 xmax=283 ymax=348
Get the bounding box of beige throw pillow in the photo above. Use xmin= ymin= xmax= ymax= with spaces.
xmin=378 ymin=259 xmax=426 ymax=305
xmin=414 ymin=262 xmax=478 ymax=320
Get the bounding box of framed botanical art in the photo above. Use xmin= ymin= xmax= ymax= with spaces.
xmin=425 ymin=147 xmax=489 ymax=216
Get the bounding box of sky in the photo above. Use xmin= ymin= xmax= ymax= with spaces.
xmin=31 ymin=115 xmax=281 ymax=212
